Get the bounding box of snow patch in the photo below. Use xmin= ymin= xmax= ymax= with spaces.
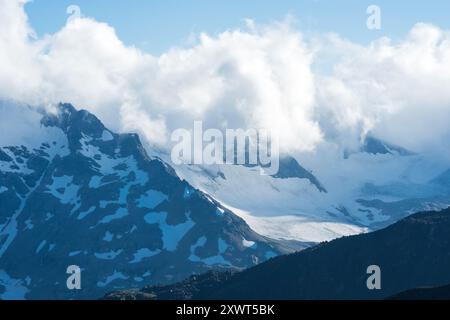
xmin=137 ymin=190 xmax=168 ymax=209
xmin=46 ymin=175 xmax=79 ymax=205
xmin=77 ymin=206 xmax=96 ymax=220
xmin=144 ymin=211 xmax=195 ymax=251
xmin=69 ymin=250 xmax=82 ymax=257
xmin=103 ymin=231 xmax=114 ymax=242
xmin=183 ymin=186 xmax=194 ymax=199
xmin=188 ymin=236 xmax=207 ymax=262
xmin=0 ymin=270 xmax=29 ymax=300
xmin=129 ymin=248 xmax=161 ymax=264
xmin=142 ymin=271 xmax=152 ymax=278
xmin=265 ymin=251 xmax=277 ymax=260
xmin=189 ymin=237 xmax=232 ymax=266
xmin=97 ymin=271 xmax=128 ymax=288
xmin=99 ymin=208 xmax=128 ymax=224
xmin=101 ymin=130 xmax=114 ymax=142
xmin=94 ymin=250 xmax=123 ymax=260
xmin=45 ymin=212 xmax=54 ymax=221
xmin=36 ymin=240 xmax=47 ymax=254
xmin=242 ymin=238 xmax=257 ymax=249
xmin=89 ymin=176 xmax=103 ymax=189
xmin=24 ymin=219 xmax=34 ymax=230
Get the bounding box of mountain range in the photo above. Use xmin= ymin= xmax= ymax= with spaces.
xmin=1 ymin=100 xmax=450 ymax=300
xmin=0 ymin=102 xmax=301 ymax=300
xmin=105 ymin=207 xmax=450 ymax=300
xmin=171 ymin=130 xmax=450 ymax=244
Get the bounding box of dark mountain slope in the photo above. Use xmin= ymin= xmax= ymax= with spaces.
xmin=107 ymin=207 xmax=450 ymax=300
xmin=272 ymin=156 xmax=326 ymax=193
xmin=390 ymin=284 xmax=450 ymax=300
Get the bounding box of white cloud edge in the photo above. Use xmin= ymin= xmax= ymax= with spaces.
xmin=0 ymin=0 xmax=449 ymax=163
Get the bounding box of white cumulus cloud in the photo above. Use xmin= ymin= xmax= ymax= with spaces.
xmin=0 ymin=0 xmax=450 ymax=162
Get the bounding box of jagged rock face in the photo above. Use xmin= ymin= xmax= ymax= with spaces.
xmin=362 ymin=136 xmax=413 ymax=156
xmin=0 ymin=103 xmax=290 ymax=300
xmin=271 ymin=156 xmax=326 ymax=193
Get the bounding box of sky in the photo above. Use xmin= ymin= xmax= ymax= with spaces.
xmin=1 ymin=0 xmax=450 ymax=164
xmin=25 ymin=0 xmax=450 ymax=54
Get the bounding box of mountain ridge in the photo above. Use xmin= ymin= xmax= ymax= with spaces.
xmin=105 ymin=207 xmax=450 ymax=300
xmin=0 ymin=102 xmax=302 ymax=299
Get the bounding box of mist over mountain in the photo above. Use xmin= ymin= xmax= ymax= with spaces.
xmin=172 ymin=134 xmax=450 ymax=243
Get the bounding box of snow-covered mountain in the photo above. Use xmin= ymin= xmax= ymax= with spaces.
xmin=1 ymin=100 xmax=449 ymax=299
xmin=165 ymin=135 xmax=450 ymax=243
xmin=0 ymin=102 xmax=299 ymax=300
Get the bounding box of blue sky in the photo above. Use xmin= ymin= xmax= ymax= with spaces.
xmin=25 ymin=0 xmax=450 ymax=54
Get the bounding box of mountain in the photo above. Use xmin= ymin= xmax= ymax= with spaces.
xmin=231 ymin=148 xmax=327 ymax=193
xmin=271 ymin=156 xmax=327 ymax=193
xmin=105 ymin=207 xmax=450 ymax=300
xmin=353 ymin=136 xmax=413 ymax=157
xmin=104 ymin=270 xmax=236 ymax=300
xmin=0 ymin=102 xmax=301 ymax=300
xmin=432 ymin=169 xmax=450 ymax=189
xmin=171 ymin=133 xmax=450 ymax=243
xmin=390 ymin=284 xmax=450 ymax=300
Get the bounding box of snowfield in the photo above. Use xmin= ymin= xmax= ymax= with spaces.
xmin=166 ymin=141 xmax=450 ymax=243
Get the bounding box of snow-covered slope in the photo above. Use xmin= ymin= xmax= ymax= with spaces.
xmin=166 ymin=139 xmax=450 ymax=243
xmin=0 ymin=102 xmax=298 ymax=300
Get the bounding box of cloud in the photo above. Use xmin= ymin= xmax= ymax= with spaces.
xmin=0 ymin=0 xmax=450 ymax=162
xmin=316 ymin=23 xmax=450 ymax=158
xmin=0 ymin=0 xmax=41 ymax=103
